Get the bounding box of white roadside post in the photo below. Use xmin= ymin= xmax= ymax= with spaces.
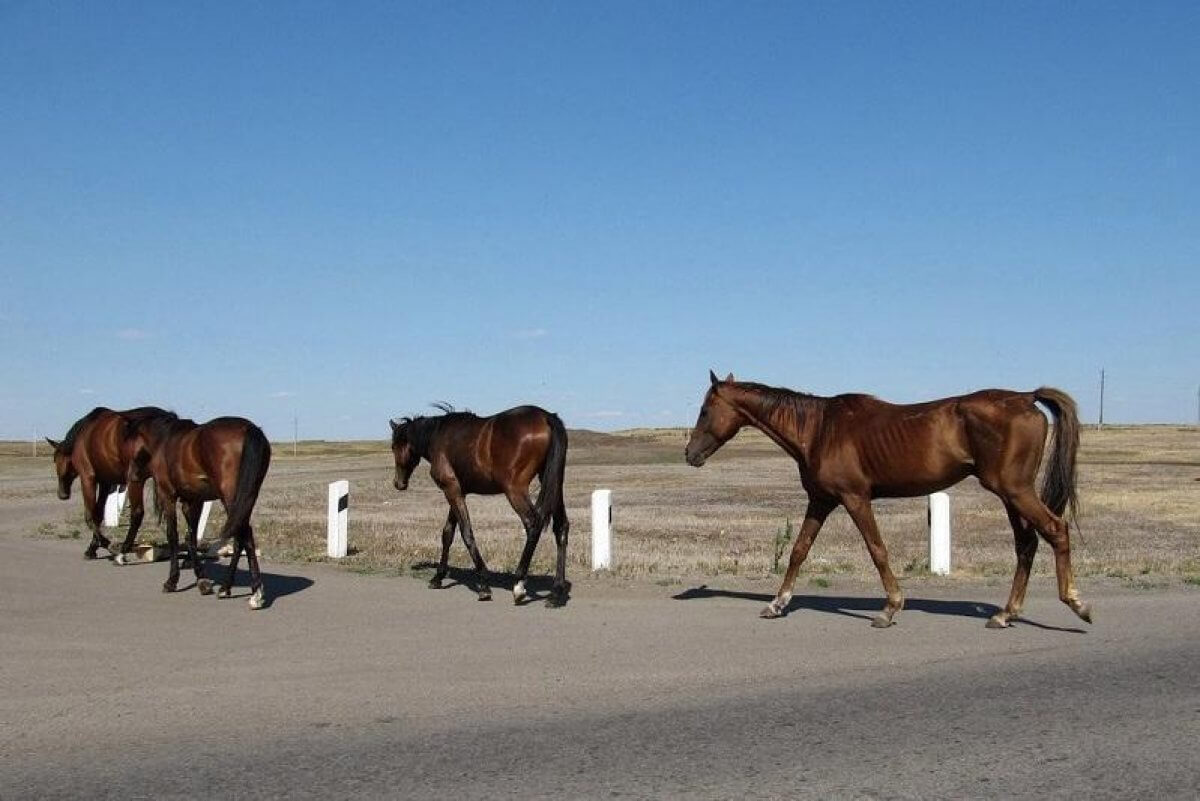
xmin=196 ymin=501 xmax=213 ymax=542
xmin=928 ymin=491 xmax=951 ymax=575
xmin=103 ymin=488 xmax=127 ymax=527
xmin=591 ymin=489 xmax=612 ymax=571
xmin=327 ymin=480 xmax=349 ymax=558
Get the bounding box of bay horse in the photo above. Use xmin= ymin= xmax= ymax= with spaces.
xmin=47 ymin=406 xmax=174 ymax=559
xmin=685 ymin=372 xmax=1090 ymax=629
xmin=126 ymin=414 xmax=272 ymax=609
xmin=390 ymin=404 xmax=570 ymax=607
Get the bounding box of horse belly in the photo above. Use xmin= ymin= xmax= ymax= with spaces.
xmin=872 ymin=462 xmax=973 ymax=498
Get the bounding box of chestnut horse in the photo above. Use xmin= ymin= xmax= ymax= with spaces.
xmin=127 ymin=414 xmax=272 ymax=609
xmin=47 ymin=406 xmax=174 ymax=559
xmin=686 ymin=372 xmax=1089 ymax=629
xmin=390 ymin=404 xmax=570 ymax=607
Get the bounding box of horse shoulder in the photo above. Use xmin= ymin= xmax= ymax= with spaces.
xmin=427 ymin=450 xmax=459 ymax=490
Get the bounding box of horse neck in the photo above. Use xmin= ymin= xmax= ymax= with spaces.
xmin=726 ymin=385 xmax=823 ymax=466
xmin=408 ymin=417 xmax=443 ymax=460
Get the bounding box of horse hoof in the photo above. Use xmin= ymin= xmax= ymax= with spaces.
xmin=217 ymin=587 xmax=231 ymax=599
xmin=985 ymin=615 xmax=1011 ymax=629
xmin=113 ymin=553 xmax=127 ymax=566
xmin=477 ymin=590 xmax=492 ymax=602
xmin=512 ymin=581 xmax=527 ymax=605
xmin=544 ymin=594 xmax=566 ymax=609
xmin=427 ymin=578 xmax=442 ymax=590
xmin=759 ymin=604 xmax=783 ymax=619
xmin=870 ymin=614 xmax=895 ymax=628
xmin=197 ymin=579 xmax=214 ymax=596
xmin=248 ymin=589 xmax=266 ymax=610
xmin=1076 ymin=602 xmax=1093 ymax=624
xmin=162 ymin=582 xmax=176 ymax=594
xmin=83 ymin=550 xmax=98 ymax=560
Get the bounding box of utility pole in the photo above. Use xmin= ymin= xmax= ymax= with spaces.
xmin=32 ymin=428 xmax=37 ymax=458
xmin=1098 ymin=369 xmax=1105 ymax=430
xmin=293 ymin=415 xmax=298 ymax=457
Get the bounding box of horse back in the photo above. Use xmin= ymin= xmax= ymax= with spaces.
xmin=814 ymin=393 xmax=975 ymax=497
xmin=435 ymin=406 xmax=555 ymax=494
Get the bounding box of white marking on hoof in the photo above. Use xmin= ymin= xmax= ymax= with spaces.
xmin=513 ymin=580 xmax=527 ymax=604
xmin=248 ymin=588 xmax=266 ymax=610
xmin=114 ymin=553 xmax=127 ymax=566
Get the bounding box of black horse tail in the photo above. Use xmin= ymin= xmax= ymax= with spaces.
xmin=534 ymin=413 xmax=568 ymax=533
xmin=216 ymin=424 xmax=272 ymax=543
xmin=1033 ymin=387 xmax=1080 ymax=522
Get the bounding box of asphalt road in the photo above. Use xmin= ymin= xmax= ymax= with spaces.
xmin=1 ymin=534 xmax=1197 ymax=800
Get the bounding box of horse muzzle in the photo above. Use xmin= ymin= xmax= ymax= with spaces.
xmin=394 ymin=478 xmax=408 ymax=492
xmin=685 ymin=448 xmax=707 ymax=468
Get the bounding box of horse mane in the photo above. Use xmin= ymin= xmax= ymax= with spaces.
xmin=392 ymin=403 xmax=476 ymax=455
xmin=59 ymin=407 xmax=110 ymax=453
xmin=134 ymin=412 xmax=189 ymax=445
xmin=733 ymin=381 xmax=823 ymax=417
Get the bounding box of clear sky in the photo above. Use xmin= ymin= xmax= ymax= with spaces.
xmin=2 ymin=1 xmax=1197 ymax=441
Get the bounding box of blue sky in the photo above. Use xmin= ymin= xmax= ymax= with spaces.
xmin=2 ymin=1 xmax=1197 ymax=440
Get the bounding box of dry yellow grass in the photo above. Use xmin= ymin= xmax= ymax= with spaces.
xmin=3 ymin=425 xmax=1198 ymax=585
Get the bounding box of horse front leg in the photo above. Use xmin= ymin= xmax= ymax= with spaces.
xmin=116 ymin=479 xmax=146 ymax=555
xmin=183 ymin=500 xmax=213 ymax=595
xmin=446 ymin=492 xmax=490 ymax=601
xmin=428 ymin=508 xmax=457 ymax=589
xmin=842 ymin=495 xmax=904 ymax=628
xmin=81 ymin=477 xmax=112 ymax=559
xmin=161 ymin=502 xmax=181 ymax=593
xmin=761 ymin=499 xmax=834 ymax=619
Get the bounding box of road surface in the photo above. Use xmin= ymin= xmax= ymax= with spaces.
xmin=1 ymin=534 xmax=1197 ymax=799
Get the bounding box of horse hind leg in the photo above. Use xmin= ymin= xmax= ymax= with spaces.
xmin=1008 ymin=491 xmax=1092 ymax=624
xmin=243 ymin=525 xmax=266 ymax=610
xmin=217 ymin=537 xmax=244 ymax=599
xmin=546 ymin=500 xmax=570 ymax=609
xmin=987 ymin=501 xmax=1038 ymax=629
xmin=506 ymin=491 xmax=542 ymax=605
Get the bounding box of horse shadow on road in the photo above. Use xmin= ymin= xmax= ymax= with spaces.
xmin=671 ymin=584 xmax=1086 ymax=633
xmin=184 ymin=566 xmax=314 ymax=609
xmin=410 ymin=561 xmax=571 ymax=607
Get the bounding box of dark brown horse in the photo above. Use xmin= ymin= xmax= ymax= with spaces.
xmin=127 ymin=415 xmax=272 ymax=609
xmin=686 ymin=372 xmax=1090 ymax=629
xmin=47 ymin=406 xmax=174 ymax=559
xmin=390 ymin=404 xmax=570 ymax=607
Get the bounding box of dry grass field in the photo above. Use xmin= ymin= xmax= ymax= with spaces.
xmin=3 ymin=425 xmax=1197 ymax=588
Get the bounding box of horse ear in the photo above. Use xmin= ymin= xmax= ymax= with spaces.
xmin=709 ymin=369 xmax=719 ymax=387
xmin=389 ymin=419 xmax=400 ymax=433
xmin=45 ymin=437 xmax=60 ymax=450
xmin=724 ymin=372 xmax=735 ymax=383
